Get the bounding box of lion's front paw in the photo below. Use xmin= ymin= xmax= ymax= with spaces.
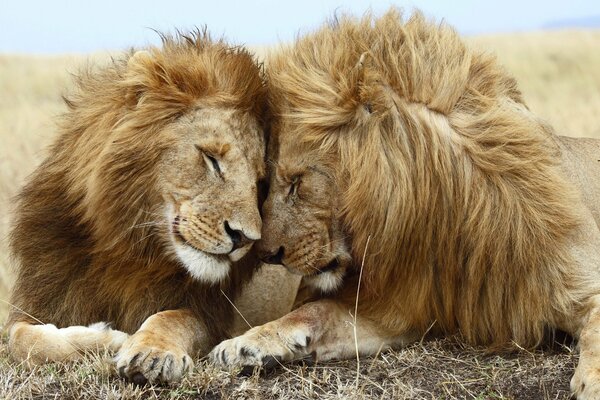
xmin=571 ymin=364 xmax=600 ymax=400
xmin=209 ymin=324 xmax=311 ymax=371
xmin=114 ymin=332 xmax=193 ymax=385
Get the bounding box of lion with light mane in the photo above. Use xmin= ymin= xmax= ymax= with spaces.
xmin=5 ymin=32 xmax=272 ymax=384
xmin=212 ymin=10 xmax=600 ymax=398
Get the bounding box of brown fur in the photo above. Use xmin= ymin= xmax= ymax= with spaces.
xmin=6 ymin=31 xmax=267 ymax=367
xmin=212 ymin=12 xmax=600 ymax=397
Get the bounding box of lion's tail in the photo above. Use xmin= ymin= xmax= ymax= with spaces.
xmin=7 ymin=321 xmax=128 ymax=366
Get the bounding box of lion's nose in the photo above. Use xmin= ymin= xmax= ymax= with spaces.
xmin=261 ymin=246 xmax=285 ymax=265
xmin=224 ymin=221 xmax=253 ymax=251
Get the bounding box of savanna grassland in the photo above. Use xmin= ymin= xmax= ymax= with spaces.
xmin=1 ymin=30 xmax=600 ymax=399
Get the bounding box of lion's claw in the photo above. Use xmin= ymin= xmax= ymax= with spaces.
xmin=114 ymin=334 xmax=193 ymax=384
xmin=209 ymin=324 xmax=310 ymax=370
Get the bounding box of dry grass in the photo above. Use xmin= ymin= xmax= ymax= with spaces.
xmin=0 ymin=333 xmax=578 ymax=400
xmin=0 ymin=53 xmax=111 ymax=322
xmin=472 ymin=30 xmax=600 ymax=137
xmin=1 ymin=29 xmax=599 ymax=398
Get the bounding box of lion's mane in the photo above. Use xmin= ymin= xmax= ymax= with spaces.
xmin=267 ymin=10 xmax=591 ymax=347
xmin=7 ymin=31 xmax=266 ymax=343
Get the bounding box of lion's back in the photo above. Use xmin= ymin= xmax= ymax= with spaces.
xmin=558 ymin=135 xmax=600 ymax=229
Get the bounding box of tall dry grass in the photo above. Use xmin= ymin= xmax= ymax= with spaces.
xmin=1 ymin=30 xmax=600 ymax=323
xmin=472 ymin=30 xmax=600 ymax=137
xmin=0 ymin=54 xmax=90 ymax=320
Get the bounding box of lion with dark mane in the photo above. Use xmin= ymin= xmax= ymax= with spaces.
xmin=212 ymin=10 xmax=600 ymax=399
xmin=6 ymin=32 xmax=269 ymax=384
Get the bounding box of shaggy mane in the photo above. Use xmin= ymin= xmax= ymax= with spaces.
xmin=268 ymin=10 xmax=587 ymax=347
xmin=7 ymin=32 xmax=265 ymax=341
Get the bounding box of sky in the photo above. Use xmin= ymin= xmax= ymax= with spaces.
xmin=2 ymin=0 xmax=600 ymax=54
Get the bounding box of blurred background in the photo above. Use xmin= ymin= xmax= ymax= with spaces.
xmin=1 ymin=0 xmax=600 ymax=321
xmin=2 ymin=0 xmax=600 ymax=52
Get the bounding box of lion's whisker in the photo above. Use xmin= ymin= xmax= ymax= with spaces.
xmin=139 ymin=209 xmax=167 ymax=218
xmin=128 ymin=221 xmax=167 ymax=230
xmin=133 ymin=231 xmax=160 ymax=245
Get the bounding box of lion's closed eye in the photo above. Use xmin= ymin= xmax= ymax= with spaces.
xmin=288 ymin=176 xmax=300 ymax=198
xmin=195 ymin=144 xmax=222 ymax=175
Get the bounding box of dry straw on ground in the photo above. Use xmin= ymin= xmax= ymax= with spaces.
xmin=0 ymin=334 xmax=578 ymax=399
xmin=1 ymin=29 xmax=600 ymax=399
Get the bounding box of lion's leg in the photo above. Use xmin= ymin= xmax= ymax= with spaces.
xmin=231 ymin=264 xmax=302 ymax=336
xmin=8 ymin=320 xmax=128 ymax=366
xmin=114 ymin=309 xmax=210 ymax=384
xmin=571 ymin=295 xmax=600 ymax=399
xmin=210 ymin=299 xmax=414 ymax=368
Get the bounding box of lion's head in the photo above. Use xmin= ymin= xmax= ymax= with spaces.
xmin=258 ymin=137 xmax=351 ymax=292
xmin=158 ymin=107 xmax=264 ymax=282
xmin=64 ymin=32 xmax=267 ymax=284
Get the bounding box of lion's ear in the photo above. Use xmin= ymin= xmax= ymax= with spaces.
xmin=353 ymin=52 xmax=392 ymax=115
xmin=127 ymin=50 xmax=153 ymax=72
xmin=125 ymin=50 xmax=155 ymax=106
xmin=352 ymin=53 xmax=376 ymax=114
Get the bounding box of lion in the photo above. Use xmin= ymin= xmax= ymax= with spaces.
xmin=210 ymin=10 xmax=600 ymax=398
xmin=5 ymin=31 xmax=272 ymax=385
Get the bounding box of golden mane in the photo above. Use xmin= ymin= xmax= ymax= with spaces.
xmin=267 ymin=10 xmax=588 ymax=347
xmin=8 ymin=32 xmax=266 ymax=341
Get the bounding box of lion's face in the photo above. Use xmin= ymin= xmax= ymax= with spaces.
xmin=258 ymin=141 xmax=351 ymax=292
xmin=158 ymin=107 xmax=265 ymax=283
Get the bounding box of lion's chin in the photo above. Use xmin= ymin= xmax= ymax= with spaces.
xmin=174 ymin=243 xmax=230 ymax=284
xmin=228 ymin=244 xmax=252 ymax=262
xmin=303 ymin=268 xmax=345 ymax=293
